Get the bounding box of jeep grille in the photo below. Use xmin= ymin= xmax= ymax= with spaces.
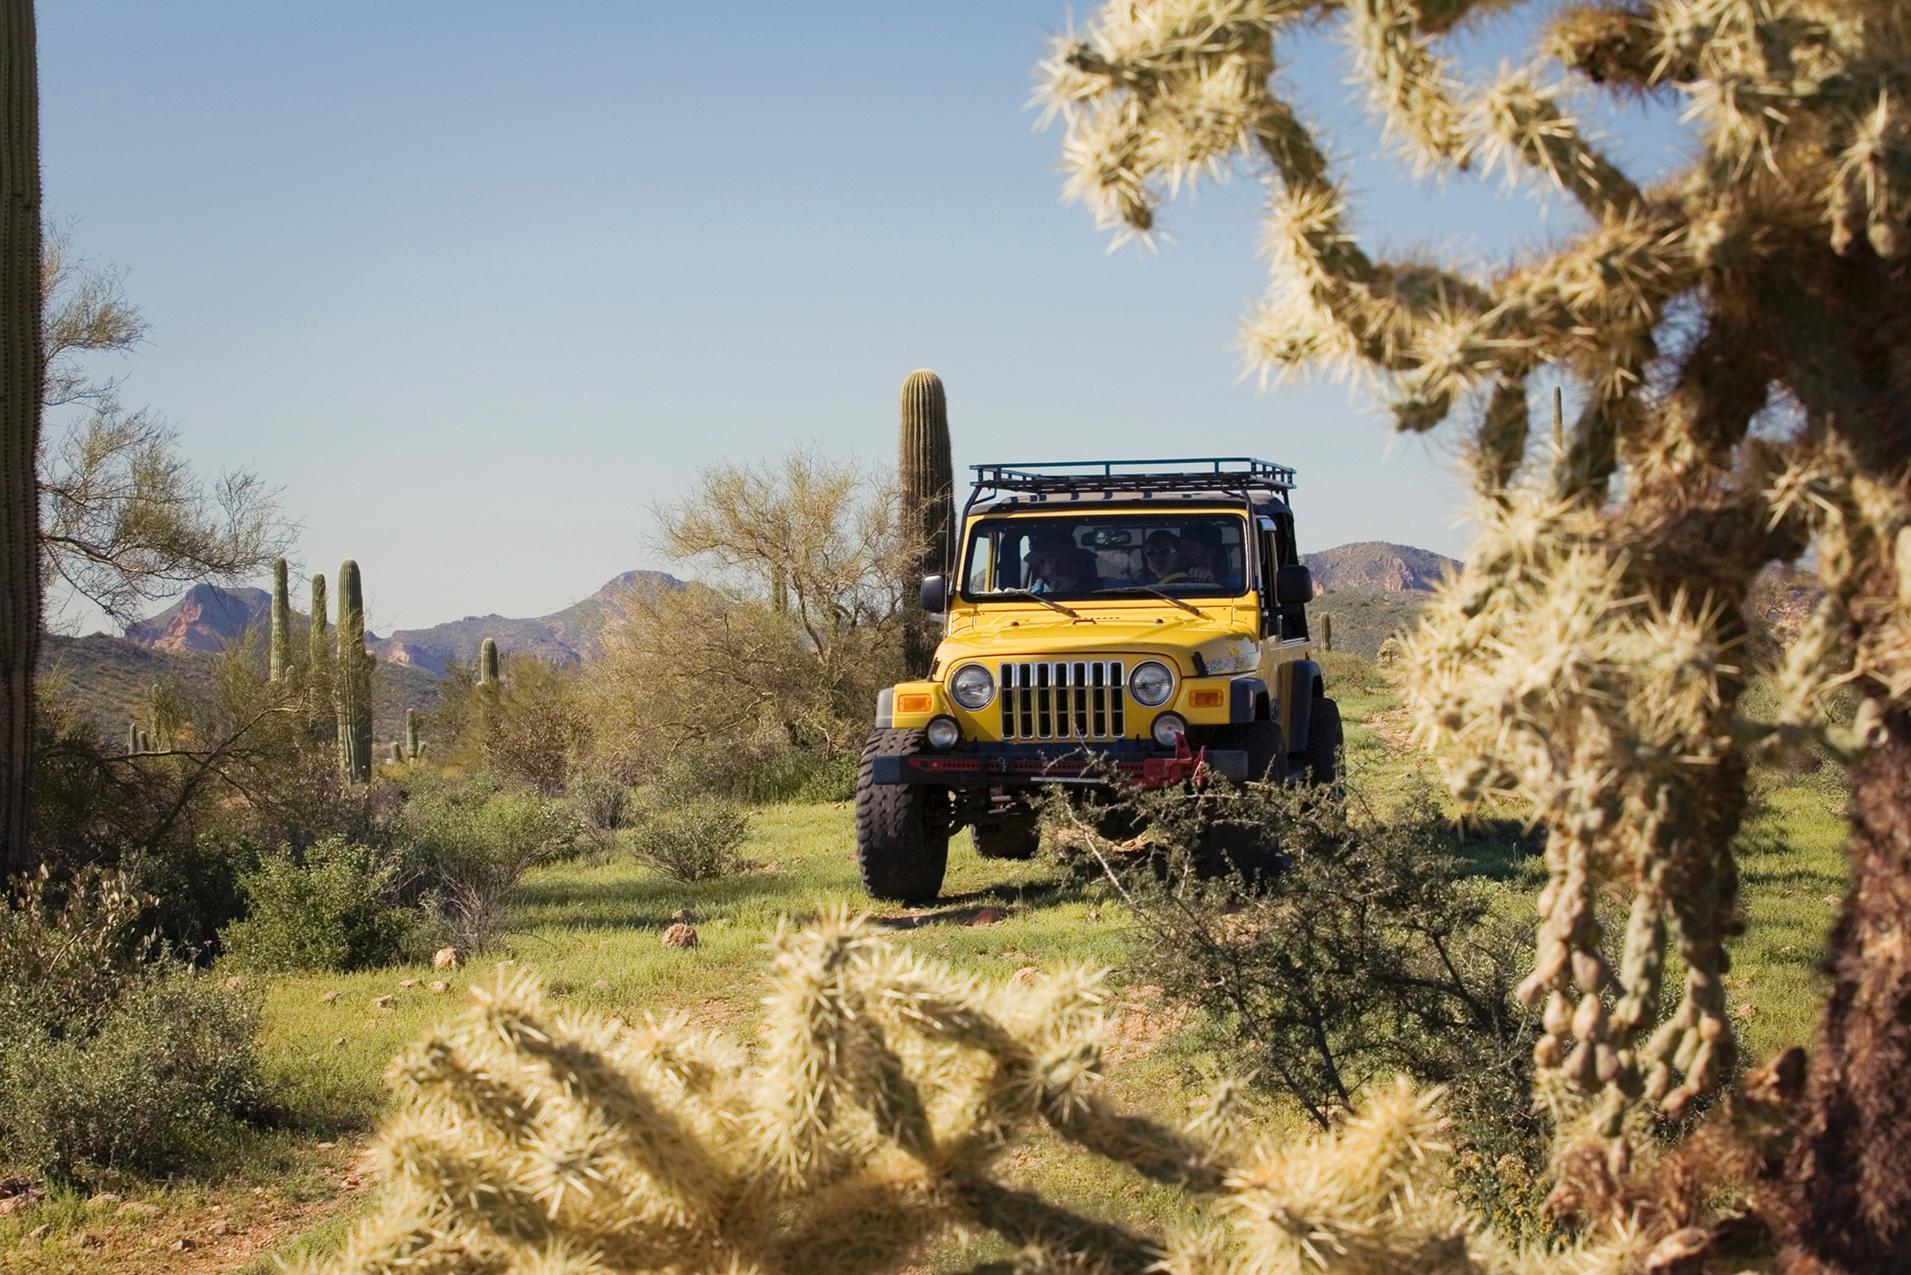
xmin=999 ymin=660 xmax=1127 ymax=741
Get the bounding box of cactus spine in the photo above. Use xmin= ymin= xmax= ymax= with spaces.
xmin=306 ymin=572 xmax=332 ymax=737
xmin=268 ymin=557 xmax=292 ymax=684
xmin=1 ymin=0 xmax=43 ymax=876
xmin=335 ymin=560 xmax=372 ymax=784
xmin=405 ymin=707 xmax=420 ymax=761
xmin=899 ymin=369 xmax=953 ymax=675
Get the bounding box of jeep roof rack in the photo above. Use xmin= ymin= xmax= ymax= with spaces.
xmin=969 ymin=457 xmax=1296 ymax=500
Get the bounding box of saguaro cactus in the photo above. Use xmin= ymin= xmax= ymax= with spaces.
xmin=1 ymin=0 xmax=43 ymax=877
xmin=405 ymin=707 xmax=420 ymax=761
xmin=268 ymin=558 xmax=292 ymax=684
xmin=306 ymin=572 xmax=332 ymax=736
xmin=478 ymin=636 xmax=500 ymax=686
xmin=1322 ymin=613 xmax=1333 ymax=654
xmin=899 ymin=369 xmax=953 ymax=675
xmin=334 ymin=560 xmax=372 ymax=784
xmin=126 ymin=720 xmax=138 ymax=756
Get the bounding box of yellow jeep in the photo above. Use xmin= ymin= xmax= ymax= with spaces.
xmin=856 ymin=458 xmax=1341 ymax=902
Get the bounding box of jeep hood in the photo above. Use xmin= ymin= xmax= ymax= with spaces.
xmin=937 ymin=605 xmax=1258 ymax=671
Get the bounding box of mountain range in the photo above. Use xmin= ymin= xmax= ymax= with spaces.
xmin=122 ymin=569 xmax=684 ymax=675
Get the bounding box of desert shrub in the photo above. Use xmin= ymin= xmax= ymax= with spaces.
xmin=0 ymin=869 xmax=262 ymax=1183
xmin=628 ymin=798 xmax=752 ymax=882
xmin=645 ymin=741 xmax=858 ymax=807
xmin=398 ymin=787 xmax=579 ymax=952
xmin=219 ymin=836 xmax=413 ymax=972
xmin=1046 ymin=779 xmax=1544 ymax=1231
xmin=568 ymin=767 xmax=634 ymax=833
xmin=0 ymin=972 xmax=261 ymax=1182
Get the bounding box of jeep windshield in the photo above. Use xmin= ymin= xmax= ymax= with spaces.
xmin=960 ymin=513 xmax=1250 ymax=601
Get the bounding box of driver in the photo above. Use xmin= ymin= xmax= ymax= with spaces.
xmin=1140 ymin=530 xmax=1213 ymax=585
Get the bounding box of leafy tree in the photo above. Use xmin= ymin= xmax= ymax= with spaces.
xmin=596 ymin=451 xmax=911 ymax=770
xmin=1039 ymin=1 xmax=1909 ymax=1266
xmin=38 ymin=229 xmax=293 ymax=629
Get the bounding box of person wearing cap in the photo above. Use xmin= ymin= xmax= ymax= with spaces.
xmin=1179 ymin=523 xmax=1230 ymax=587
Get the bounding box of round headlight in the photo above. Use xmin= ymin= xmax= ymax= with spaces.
xmin=1152 ymin=713 xmax=1188 ymax=747
xmin=925 ymin=716 xmax=962 ymax=750
xmin=950 ymin=663 xmax=995 ymax=710
xmin=1129 ymin=661 xmax=1175 ymax=707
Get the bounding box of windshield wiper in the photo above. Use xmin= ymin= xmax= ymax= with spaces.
xmin=998 ymin=588 xmax=1081 ymax=618
xmin=1092 ymin=585 xmax=1203 ymax=615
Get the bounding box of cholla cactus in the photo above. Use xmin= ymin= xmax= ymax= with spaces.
xmin=1039 ymin=0 xmax=1911 ymax=1263
xmin=318 ymin=913 xmax=1697 ymax=1275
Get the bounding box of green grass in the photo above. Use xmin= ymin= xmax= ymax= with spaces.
xmin=4 ymin=659 xmax=1854 ymax=1271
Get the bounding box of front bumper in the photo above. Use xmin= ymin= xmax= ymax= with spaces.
xmin=869 ymin=738 xmax=1246 ymax=789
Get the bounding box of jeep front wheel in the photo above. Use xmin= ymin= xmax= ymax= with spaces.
xmin=855 ymin=729 xmax=951 ymax=902
xmin=1301 ymin=697 xmax=1344 ymax=790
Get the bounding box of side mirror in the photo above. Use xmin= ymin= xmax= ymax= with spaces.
xmin=1274 ymin=564 xmax=1313 ymax=606
xmin=918 ymin=574 xmax=947 ymax=611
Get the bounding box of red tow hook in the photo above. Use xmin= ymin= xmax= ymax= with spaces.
xmin=1137 ymin=734 xmax=1209 ymax=789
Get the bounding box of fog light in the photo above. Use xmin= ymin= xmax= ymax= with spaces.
xmin=1152 ymin=713 xmax=1187 ymax=748
xmin=925 ymin=716 xmax=962 ymax=750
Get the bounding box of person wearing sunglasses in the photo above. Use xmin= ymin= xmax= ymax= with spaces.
xmin=1139 ymin=530 xmax=1213 ymax=585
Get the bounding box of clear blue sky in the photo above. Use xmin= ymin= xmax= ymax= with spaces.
xmin=39 ymin=1 xmax=1685 ymax=636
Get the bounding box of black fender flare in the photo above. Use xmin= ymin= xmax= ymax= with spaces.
xmin=1277 ymin=659 xmax=1324 ymax=753
xmin=1227 ymin=676 xmax=1270 ymax=723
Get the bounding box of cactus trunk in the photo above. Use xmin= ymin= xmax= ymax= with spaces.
xmin=479 ymin=636 xmax=499 ymax=686
xmin=1321 ymin=613 xmax=1332 ymax=653
xmin=405 ymin=706 xmax=420 ymax=760
xmin=268 ymin=558 xmax=292 ymax=683
xmin=1 ymin=0 xmax=42 ymax=876
xmin=306 ymin=573 xmax=332 ymax=739
xmin=335 ymin=560 xmax=372 ymax=784
xmin=899 ymin=369 xmax=953 ymax=675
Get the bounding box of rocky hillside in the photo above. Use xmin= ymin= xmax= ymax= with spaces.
xmin=124 ymin=583 xmax=273 ymax=654
xmin=375 ymin=569 xmax=681 ymax=675
xmin=122 ymin=570 xmax=683 ymax=676
xmin=1303 ymin=542 xmax=1458 ymax=594
xmin=42 ymin=632 xmax=441 ymax=745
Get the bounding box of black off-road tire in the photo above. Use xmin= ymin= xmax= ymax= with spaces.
xmin=855 ymin=729 xmax=951 ymax=903
xmin=1195 ymin=719 xmax=1287 ymax=880
xmin=1301 ymin=697 xmax=1345 ymax=791
xmin=1215 ymin=718 xmax=1286 ymax=784
xmin=972 ymin=813 xmax=1041 ymax=860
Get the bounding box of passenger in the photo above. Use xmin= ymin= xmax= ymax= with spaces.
xmin=1031 ymin=545 xmax=1095 ymax=593
xmin=1021 ymin=528 xmax=1076 ymax=589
